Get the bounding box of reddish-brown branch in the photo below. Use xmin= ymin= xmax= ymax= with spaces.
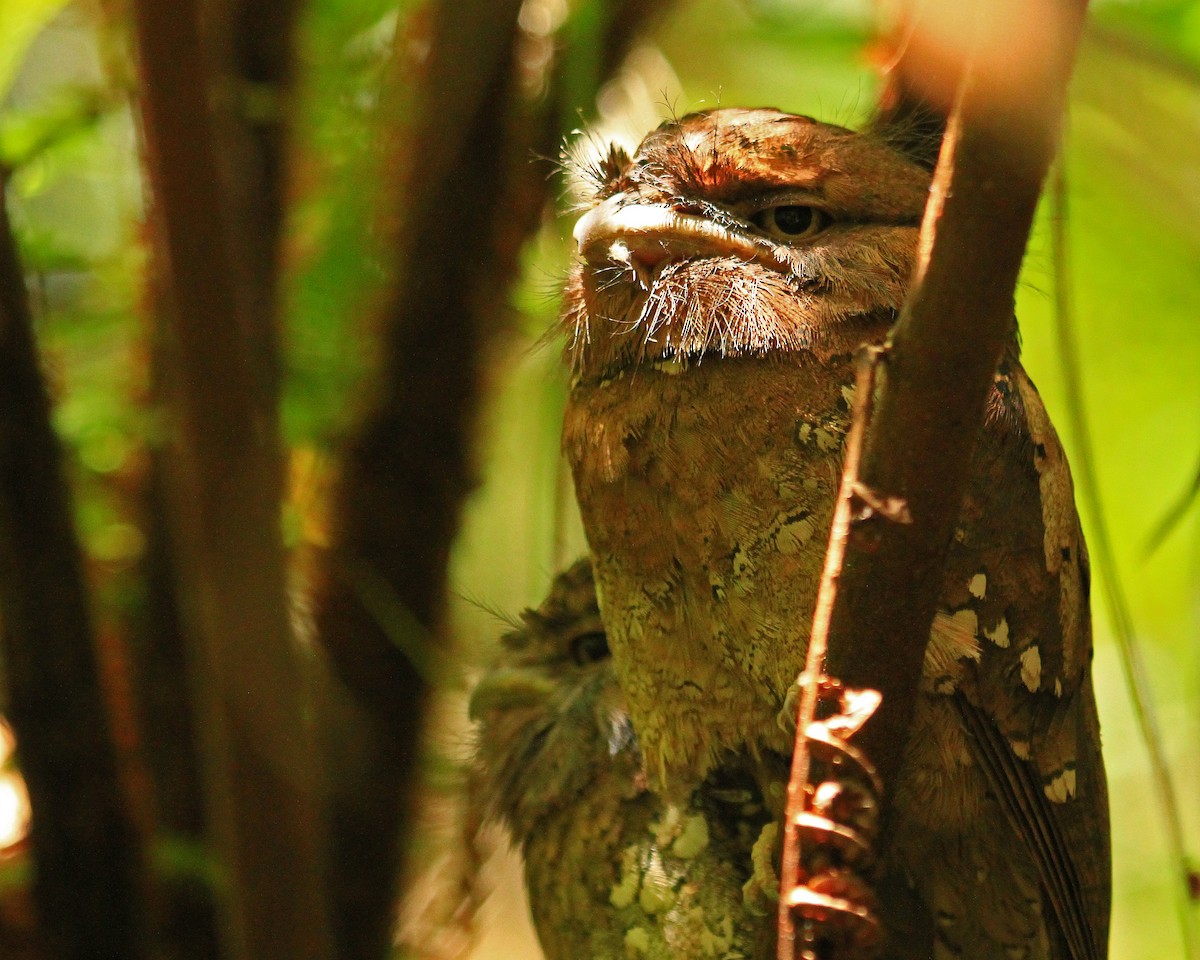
xmin=827 ymin=0 xmax=1089 ymax=817
xmin=211 ymin=0 xmax=305 ymax=407
xmin=126 ymin=445 xmax=222 ymax=960
xmin=126 ymin=1 xmax=307 ymax=956
xmin=0 ymin=188 xmax=147 ymax=959
xmin=780 ymin=0 xmax=1090 ymax=955
xmin=130 ymin=0 xmax=328 ymax=956
xmin=778 ymin=348 xmax=882 ymax=958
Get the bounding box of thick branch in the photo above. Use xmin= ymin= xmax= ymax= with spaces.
xmin=127 ymin=443 xmax=222 ymax=960
xmin=210 ymin=0 xmax=305 ymax=405
xmin=0 ymin=188 xmax=146 ymax=959
xmin=824 ymin=0 xmax=1089 ymax=817
xmin=130 ymin=1 xmax=329 ymax=957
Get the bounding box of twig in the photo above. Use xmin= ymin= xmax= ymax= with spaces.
xmin=1143 ymin=458 xmax=1200 ymax=556
xmin=778 ymin=346 xmax=884 ymax=959
xmin=0 ymin=184 xmax=146 ymax=958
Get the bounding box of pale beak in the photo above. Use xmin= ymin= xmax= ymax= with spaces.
xmin=574 ymin=194 xmax=790 ymax=285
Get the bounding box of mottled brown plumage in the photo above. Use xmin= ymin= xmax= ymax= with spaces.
xmin=470 ymin=560 xmax=777 ymax=960
xmin=558 ymin=109 xmax=1109 ymax=960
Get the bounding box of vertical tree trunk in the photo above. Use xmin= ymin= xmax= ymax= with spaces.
xmin=131 ymin=0 xmax=329 ymax=955
xmin=0 ymin=185 xmax=147 ymax=960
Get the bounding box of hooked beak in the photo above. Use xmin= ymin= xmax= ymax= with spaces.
xmin=573 ymin=196 xmax=790 ymax=288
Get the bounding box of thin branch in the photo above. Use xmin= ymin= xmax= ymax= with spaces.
xmin=0 ymin=186 xmax=146 ymax=959
xmin=1143 ymin=458 xmax=1200 ymax=555
xmin=778 ymin=346 xmax=883 ymax=958
xmin=130 ymin=0 xmax=329 ymax=956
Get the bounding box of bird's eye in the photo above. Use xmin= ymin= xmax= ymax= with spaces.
xmin=750 ymin=205 xmax=828 ymax=242
xmin=569 ymin=631 xmax=609 ymax=665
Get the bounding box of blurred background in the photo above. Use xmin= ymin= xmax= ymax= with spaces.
xmin=1 ymin=0 xmax=1197 ymax=957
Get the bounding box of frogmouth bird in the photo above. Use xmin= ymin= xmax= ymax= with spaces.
xmin=557 ymin=108 xmax=1109 ymax=960
xmin=471 ymin=559 xmax=778 ymax=960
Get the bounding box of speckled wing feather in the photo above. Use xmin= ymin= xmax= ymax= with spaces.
xmin=936 ymin=359 xmax=1110 ymax=960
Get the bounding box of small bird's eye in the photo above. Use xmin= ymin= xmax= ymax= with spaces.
xmin=750 ymin=205 xmax=828 ymax=242
xmin=569 ymin=631 xmax=610 ymax=665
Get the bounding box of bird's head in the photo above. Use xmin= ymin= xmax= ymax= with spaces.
xmin=562 ymin=108 xmax=933 ymax=382
xmin=469 ymin=559 xmax=640 ymax=839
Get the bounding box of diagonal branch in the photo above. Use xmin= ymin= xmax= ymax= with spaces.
xmin=826 ymin=0 xmax=1090 ymax=819
xmin=781 ymin=0 xmax=1089 ymax=954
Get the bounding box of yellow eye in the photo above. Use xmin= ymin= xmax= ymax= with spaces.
xmin=750 ymin=205 xmax=828 ymax=242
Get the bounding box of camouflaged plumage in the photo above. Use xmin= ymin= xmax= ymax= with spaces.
xmin=557 ymin=109 xmax=1109 ymax=960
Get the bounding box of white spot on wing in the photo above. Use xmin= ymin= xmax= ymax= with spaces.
xmin=813 ymin=427 xmax=839 ymax=452
xmin=1020 ymin=645 xmax=1042 ymax=692
xmin=984 ymin=617 xmax=1010 ymax=648
xmin=1016 ymin=372 xmax=1084 ymax=673
xmin=1044 ymin=768 xmax=1076 ymax=803
xmin=968 ymin=572 xmax=987 ymax=599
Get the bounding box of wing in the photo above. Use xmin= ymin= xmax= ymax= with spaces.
xmin=943 ymin=358 xmax=1110 ymax=960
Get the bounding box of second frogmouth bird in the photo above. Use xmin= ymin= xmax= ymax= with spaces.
xmin=471 ymin=559 xmax=778 ymax=960
xmin=559 ymin=108 xmax=1109 ymax=960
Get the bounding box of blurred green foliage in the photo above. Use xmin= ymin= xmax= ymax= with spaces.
xmin=0 ymin=0 xmax=1197 ymax=957
xmin=0 ymin=0 xmax=69 ymax=97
